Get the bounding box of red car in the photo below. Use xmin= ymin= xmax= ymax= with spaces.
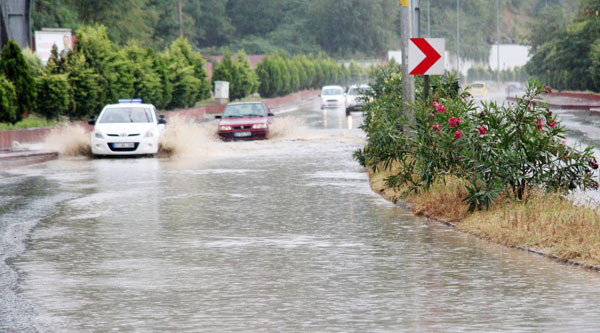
xmin=216 ymin=102 xmax=274 ymax=141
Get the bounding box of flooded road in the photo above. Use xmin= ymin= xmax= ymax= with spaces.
xmin=2 ymin=98 xmax=600 ymax=332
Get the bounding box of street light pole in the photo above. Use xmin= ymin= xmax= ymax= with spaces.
xmin=427 ymin=0 xmax=430 ymax=37
xmin=178 ymin=0 xmax=184 ymax=38
xmin=497 ymin=0 xmax=500 ymax=86
xmin=456 ymin=0 xmax=460 ymax=74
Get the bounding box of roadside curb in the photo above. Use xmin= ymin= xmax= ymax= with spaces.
xmin=372 ymin=175 xmax=600 ymax=274
xmin=0 ymin=150 xmax=59 ymax=169
xmin=506 ymin=95 xmax=600 ymax=111
xmin=164 ymin=90 xmax=319 ymax=120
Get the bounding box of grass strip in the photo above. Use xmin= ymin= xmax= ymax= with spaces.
xmin=368 ymin=162 xmax=600 ymax=269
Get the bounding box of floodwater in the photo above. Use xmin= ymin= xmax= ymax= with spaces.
xmin=2 ymin=98 xmax=600 ymax=332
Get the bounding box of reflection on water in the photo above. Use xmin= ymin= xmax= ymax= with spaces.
xmin=2 ymin=101 xmax=600 ymax=332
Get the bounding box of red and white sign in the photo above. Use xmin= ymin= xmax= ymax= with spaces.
xmin=408 ymin=38 xmax=445 ymax=75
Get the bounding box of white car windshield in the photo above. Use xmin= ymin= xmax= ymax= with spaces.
xmin=349 ymin=87 xmax=372 ymax=96
xmin=223 ymin=104 xmax=267 ymax=118
xmin=322 ymin=88 xmax=343 ymax=96
xmin=99 ymin=107 xmax=153 ymax=123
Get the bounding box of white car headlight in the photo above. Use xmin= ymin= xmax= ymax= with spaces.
xmin=219 ymin=125 xmax=232 ymax=131
xmin=252 ymin=123 xmax=267 ymax=129
xmin=94 ymin=131 xmax=103 ymax=139
xmin=145 ymin=130 xmax=155 ymax=138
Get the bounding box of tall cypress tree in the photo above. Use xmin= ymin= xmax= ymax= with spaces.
xmin=0 ymin=41 xmax=37 ymax=123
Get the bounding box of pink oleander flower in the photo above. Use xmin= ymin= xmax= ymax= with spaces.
xmin=436 ymin=103 xmax=447 ymax=113
xmin=545 ymin=86 xmax=552 ymax=94
xmin=432 ymin=124 xmax=441 ymax=132
xmin=448 ymin=117 xmax=461 ymax=128
xmin=536 ymin=118 xmax=544 ymax=132
xmin=429 ymin=112 xmax=435 ymax=117
xmin=477 ymin=125 xmax=487 ymax=135
xmin=454 ymin=129 xmax=462 ymax=139
xmin=547 ymin=119 xmax=556 ymax=128
xmin=431 ymin=101 xmax=439 ymax=108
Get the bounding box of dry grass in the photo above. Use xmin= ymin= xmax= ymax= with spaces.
xmin=459 ymin=191 xmax=600 ymax=267
xmin=405 ymin=176 xmax=471 ymax=223
xmin=368 ymin=161 xmax=600 ymax=268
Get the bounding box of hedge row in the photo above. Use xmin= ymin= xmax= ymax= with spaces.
xmin=466 ymin=65 xmax=528 ymax=84
xmin=0 ymin=25 xmax=371 ymax=124
xmin=256 ymin=54 xmax=368 ymax=98
xmin=0 ymin=25 xmax=212 ymax=123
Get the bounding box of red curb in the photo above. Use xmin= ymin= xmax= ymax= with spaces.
xmin=162 ymin=90 xmax=319 ymax=121
xmin=0 ymin=151 xmax=59 ymax=168
xmin=551 ymin=91 xmax=600 ymax=102
xmin=0 ymin=91 xmax=319 ymax=151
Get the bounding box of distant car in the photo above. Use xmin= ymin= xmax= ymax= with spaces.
xmin=470 ymin=81 xmax=488 ymax=97
xmin=216 ymin=101 xmax=274 ymax=141
xmin=320 ymin=85 xmax=346 ymax=109
xmin=345 ymin=84 xmax=373 ymax=115
xmin=506 ymin=81 xmax=523 ymax=96
xmin=89 ymin=99 xmax=167 ymax=156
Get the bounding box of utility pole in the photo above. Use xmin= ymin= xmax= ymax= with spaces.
xmin=496 ymin=0 xmax=500 ymax=86
xmin=401 ymin=0 xmax=415 ymax=128
xmin=177 ymin=0 xmax=184 ymax=38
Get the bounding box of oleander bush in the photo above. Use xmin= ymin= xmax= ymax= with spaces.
xmin=356 ymin=63 xmax=599 ymax=211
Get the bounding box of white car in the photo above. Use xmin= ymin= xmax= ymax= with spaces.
xmin=320 ymin=85 xmax=346 ymax=109
xmin=89 ymin=99 xmax=167 ymax=156
xmin=345 ymin=84 xmax=372 ymax=114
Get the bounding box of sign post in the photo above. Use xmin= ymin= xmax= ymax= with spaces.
xmin=400 ymin=0 xmax=414 ymax=130
xmin=408 ymin=38 xmax=445 ymax=101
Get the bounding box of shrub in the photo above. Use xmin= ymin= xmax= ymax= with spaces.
xmin=356 ymin=64 xmax=598 ymax=211
xmin=0 ymin=40 xmax=37 ymax=123
xmin=0 ymin=76 xmax=17 ymax=124
xmin=121 ymin=43 xmax=165 ymax=107
xmin=65 ymin=53 xmax=103 ymax=119
xmin=162 ymin=38 xmax=210 ymax=108
xmin=231 ymin=50 xmax=259 ymax=100
xmin=35 ymin=73 xmax=72 ymax=121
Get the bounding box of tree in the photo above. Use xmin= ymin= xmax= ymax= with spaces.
xmin=0 ymin=41 xmax=37 ymax=123
xmin=35 ymin=73 xmax=72 ymax=121
xmin=122 ymin=43 xmax=165 ymax=107
xmin=65 ymin=53 xmax=103 ymax=119
xmin=527 ymin=5 xmax=567 ymax=53
xmin=231 ymin=50 xmax=259 ymax=100
xmin=66 ymin=0 xmax=151 ymax=44
xmin=212 ymin=49 xmax=234 ymax=90
xmin=184 ymin=0 xmax=233 ymax=47
xmin=0 ymin=76 xmax=18 ymax=124
xmin=307 ymin=0 xmax=396 ymax=56
xmin=73 ymin=25 xmax=136 ymax=104
xmin=31 ymin=0 xmax=78 ymax=31
xmin=162 ymin=38 xmax=208 ymax=109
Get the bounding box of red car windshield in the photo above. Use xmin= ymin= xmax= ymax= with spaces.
xmin=223 ymin=104 xmax=267 ymax=118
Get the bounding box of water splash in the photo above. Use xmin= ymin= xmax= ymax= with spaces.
xmin=268 ymin=116 xmax=307 ymax=140
xmin=158 ymin=115 xmax=220 ymax=158
xmin=44 ymin=126 xmax=91 ymax=157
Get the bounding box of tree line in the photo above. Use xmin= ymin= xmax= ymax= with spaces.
xmin=525 ymin=0 xmax=600 ymax=91
xmin=467 ymin=65 xmax=528 ymax=83
xmin=0 ymin=24 xmax=368 ymax=125
xmin=33 ymin=0 xmax=567 ymax=61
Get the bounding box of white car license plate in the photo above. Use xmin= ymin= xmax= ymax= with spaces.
xmin=234 ymin=132 xmax=251 ymax=137
xmin=113 ymin=142 xmax=135 ymax=148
